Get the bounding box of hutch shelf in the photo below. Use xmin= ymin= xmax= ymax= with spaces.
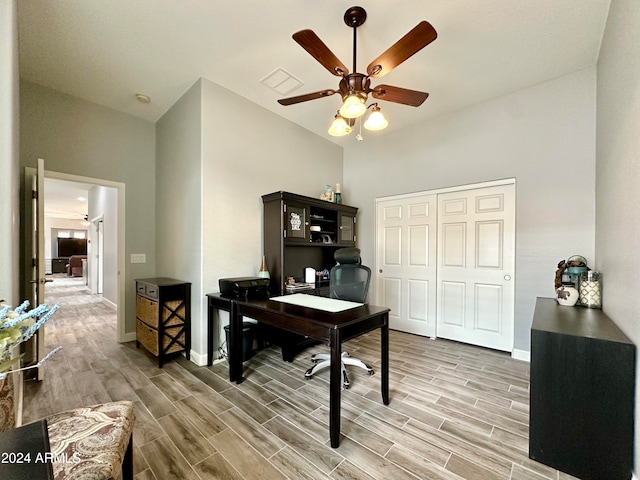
xmin=262 ymin=191 xmax=358 ymax=295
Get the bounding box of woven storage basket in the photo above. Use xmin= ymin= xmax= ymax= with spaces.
xmin=136 ymin=297 xmax=184 ymax=328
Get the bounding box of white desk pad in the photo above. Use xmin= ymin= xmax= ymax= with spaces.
xmin=270 ymin=293 xmax=363 ymax=313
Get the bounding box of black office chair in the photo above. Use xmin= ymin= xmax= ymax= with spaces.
xmin=304 ymin=247 xmax=374 ymax=389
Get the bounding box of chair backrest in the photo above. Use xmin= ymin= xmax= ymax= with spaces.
xmin=329 ymin=248 xmax=371 ymax=303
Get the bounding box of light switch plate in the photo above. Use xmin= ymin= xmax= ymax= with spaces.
xmin=130 ymin=253 xmax=146 ymax=264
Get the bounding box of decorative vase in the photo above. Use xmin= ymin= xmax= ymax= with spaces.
xmin=258 ymin=255 xmax=270 ymax=279
xmin=556 ymin=284 xmax=579 ymax=306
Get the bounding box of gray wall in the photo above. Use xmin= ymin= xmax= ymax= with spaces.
xmin=19 ymin=81 xmax=156 ymax=334
xmin=155 ymin=79 xmax=204 ymax=356
xmin=0 ymin=0 xmax=19 ymax=303
xmin=595 ymin=0 xmax=640 ymax=466
xmin=343 ymin=67 xmax=597 ymax=354
xmin=156 ymin=77 xmax=344 ymax=360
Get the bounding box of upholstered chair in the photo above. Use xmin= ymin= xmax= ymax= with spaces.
xmin=0 ymin=376 xmax=134 ymax=480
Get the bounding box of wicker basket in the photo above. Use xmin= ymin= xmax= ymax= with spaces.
xmin=136 ymin=297 xmax=185 ymax=328
xmin=136 ymin=319 xmax=185 ymax=357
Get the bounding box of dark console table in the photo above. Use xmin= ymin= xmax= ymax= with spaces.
xmin=529 ymin=297 xmax=636 ymax=480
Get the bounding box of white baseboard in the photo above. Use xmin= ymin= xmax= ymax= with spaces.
xmin=121 ymin=331 xmax=136 ymax=343
xmin=511 ymin=348 xmax=530 ymax=362
xmin=631 ymin=471 xmax=637 ymax=480
xmin=188 ymin=350 xmax=225 ymax=367
xmin=116 ymin=339 xmax=211 ymax=368
xmin=102 ymin=297 xmax=117 ymax=310
xmin=188 ymin=350 xmax=209 ymax=367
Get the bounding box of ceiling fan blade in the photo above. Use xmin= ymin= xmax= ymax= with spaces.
xmin=292 ymin=30 xmax=349 ymax=77
xmin=367 ymin=21 xmax=437 ymax=78
xmin=278 ymin=89 xmax=337 ymax=106
xmin=371 ymin=85 xmax=429 ymax=107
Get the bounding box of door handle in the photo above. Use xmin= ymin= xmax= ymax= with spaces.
xmin=29 ymin=278 xmax=54 ymax=284
xmin=504 ymin=275 xmax=512 ymax=281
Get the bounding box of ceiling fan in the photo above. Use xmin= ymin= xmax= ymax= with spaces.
xmin=277 ymin=6 xmax=437 ymax=136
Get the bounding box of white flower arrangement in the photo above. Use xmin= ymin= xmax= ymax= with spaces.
xmin=0 ymin=300 xmax=61 ymax=380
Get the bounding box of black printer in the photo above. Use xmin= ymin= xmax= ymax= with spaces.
xmin=219 ymin=277 xmax=270 ymax=300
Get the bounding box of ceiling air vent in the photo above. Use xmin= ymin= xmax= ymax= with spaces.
xmin=260 ymin=67 xmax=303 ymax=96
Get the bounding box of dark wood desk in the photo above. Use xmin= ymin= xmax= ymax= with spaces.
xmin=206 ymin=293 xmax=390 ymax=447
xmin=0 ymin=419 xmax=53 ymax=479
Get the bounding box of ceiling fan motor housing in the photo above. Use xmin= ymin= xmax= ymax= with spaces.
xmin=339 ymin=74 xmax=370 ymax=102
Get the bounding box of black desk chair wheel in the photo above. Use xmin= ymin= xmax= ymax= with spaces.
xmin=304 ymin=247 xmax=374 ymax=389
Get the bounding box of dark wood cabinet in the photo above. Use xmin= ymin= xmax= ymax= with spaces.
xmin=51 ymin=257 xmax=68 ymax=274
xmin=284 ymin=201 xmax=309 ymax=242
xmin=338 ymin=212 xmax=356 ymax=245
xmin=529 ymin=297 xmax=636 ymax=480
xmin=262 ymin=191 xmax=358 ymax=295
xmin=135 ymin=278 xmax=191 ymax=367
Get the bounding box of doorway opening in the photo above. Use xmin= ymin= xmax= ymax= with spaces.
xmin=43 ymin=171 xmax=126 ymax=342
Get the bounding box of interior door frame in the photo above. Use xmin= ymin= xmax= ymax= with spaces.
xmin=90 ymin=215 xmax=105 ymax=295
xmin=44 ymin=170 xmax=127 ymax=343
xmin=374 ymin=177 xmax=516 ymax=343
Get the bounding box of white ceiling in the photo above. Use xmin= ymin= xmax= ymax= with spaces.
xmin=17 ymin=1 xmax=611 ymax=144
xmin=44 ymin=178 xmax=89 ymax=221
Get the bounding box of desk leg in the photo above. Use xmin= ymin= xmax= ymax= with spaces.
xmin=207 ymin=302 xmax=214 ymax=367
xmin=329 ymin=328 xmax=342 ymax=448
xmin=228 ymin=301 xmax=243 ymax=384
xmin=381 ymin=313 xmax=389 ymax=405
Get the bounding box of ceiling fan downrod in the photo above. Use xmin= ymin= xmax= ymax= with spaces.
xmin=343 ymin=6 xmax=367 ymax=75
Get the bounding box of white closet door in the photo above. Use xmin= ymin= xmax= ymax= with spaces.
xmin=436 ymin=184 xmax=515 ymax=351
xmin=376 ymin=194 xmax=437 ymax=336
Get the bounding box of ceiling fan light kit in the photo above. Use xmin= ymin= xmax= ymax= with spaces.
xmin=278 ymin=5 xmax=437 ymax=140
xmin=328 ymin=113 xmax=352 ymax=137
xmin=363 ymin=104 xmax=388 ymax=131
xmin=339 ymin=94 xmax=367 ymax=118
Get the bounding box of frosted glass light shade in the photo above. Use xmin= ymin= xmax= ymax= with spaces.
xmin=339 ymin=95 xmax=367 ymax=118
xmin=328 ymin=115 xmax=352 ymax=136
xmin=364 ymin=107 xmax=388 ymax=131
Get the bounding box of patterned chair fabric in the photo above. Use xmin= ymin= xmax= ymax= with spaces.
xmin=0 ymin=375 xmax=16 ymax=433
xmin=46 ymin=401 xmax=135 ymax=480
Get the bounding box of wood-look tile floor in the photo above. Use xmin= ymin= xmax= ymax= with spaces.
xmin=21 ymin=275 xmax=577 ymax=480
